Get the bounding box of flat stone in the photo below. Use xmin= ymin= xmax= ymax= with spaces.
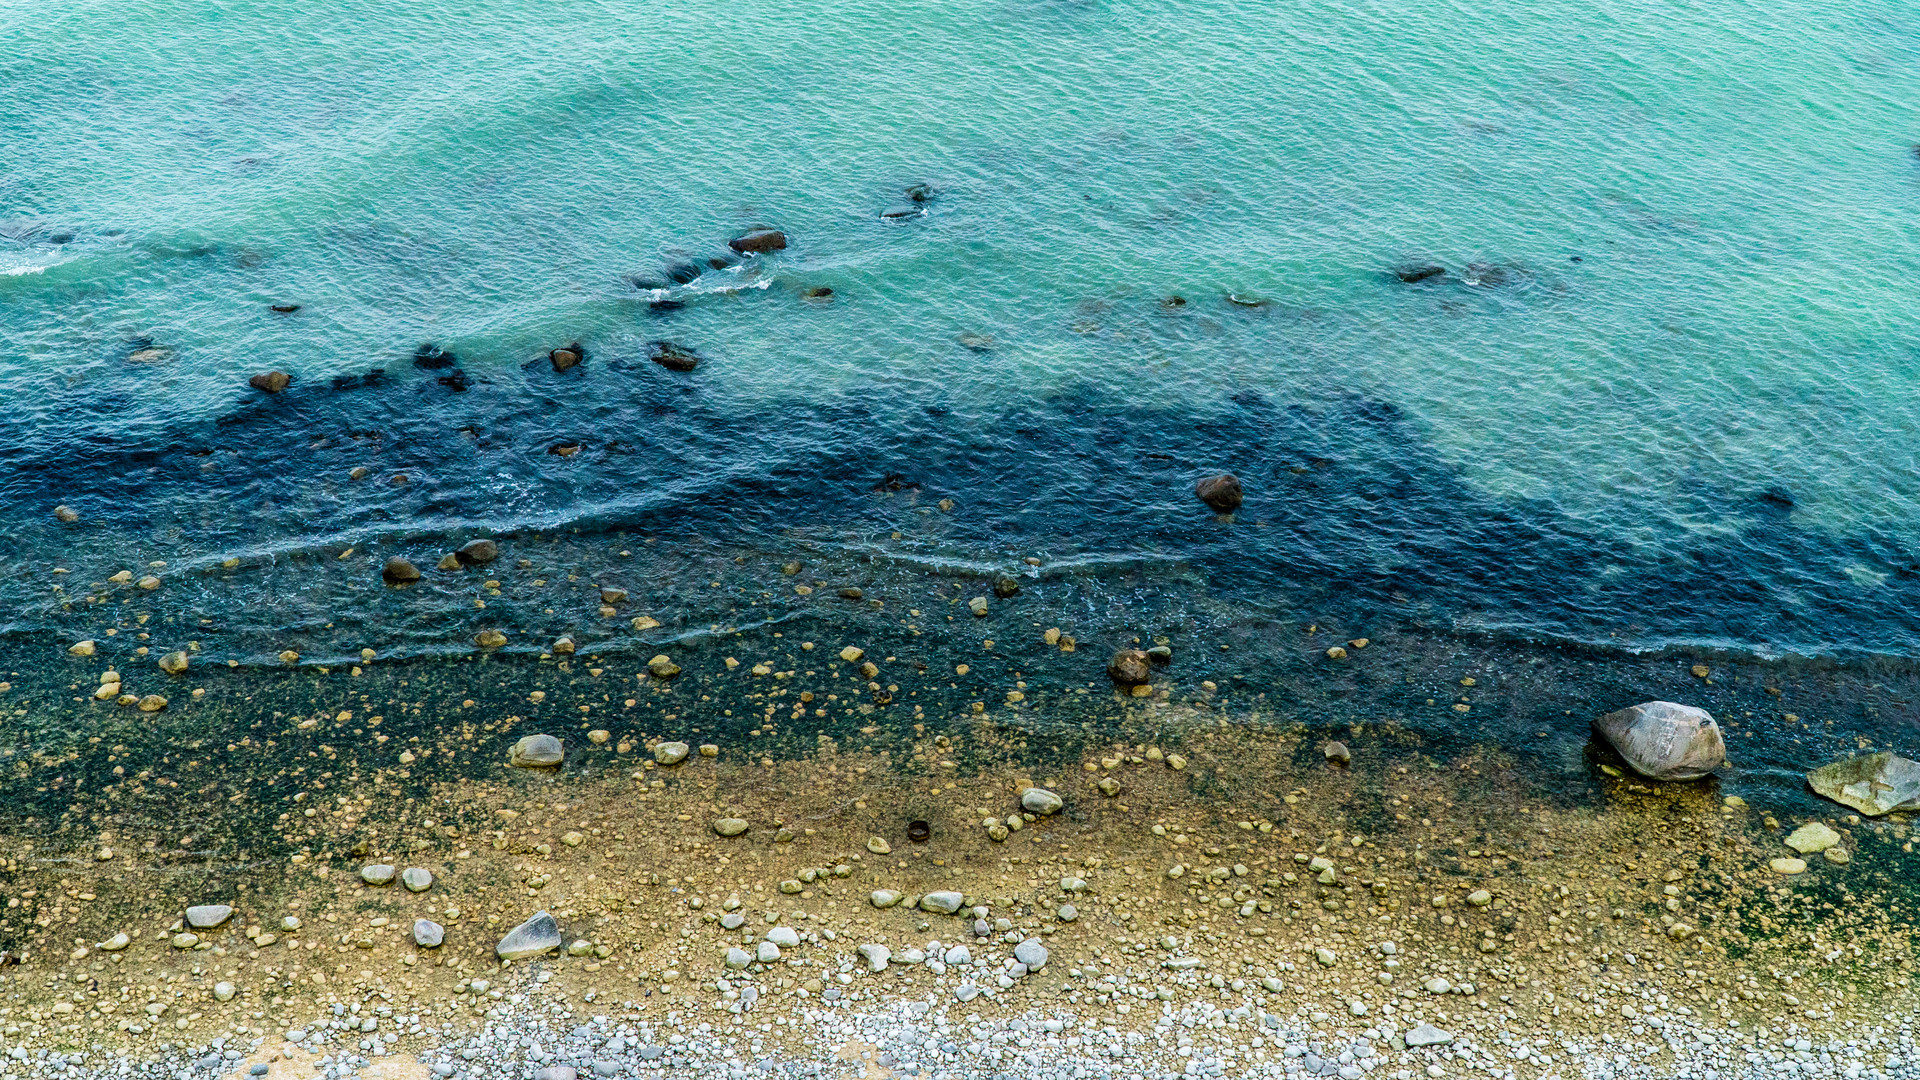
xmin=1021 ymin=787 xmax=1063 ymax=816
xmin=713 ymin=817 xmax=749 ymax=837
xmin=359 ymin=863 xmax=396 ymax=885
xmin=495 ymin=911 xmax=562 ymax=960
xmin=402 ymin=867 xmax=433 ymax=892
xmin=653 ymin=741 xmax=690 ymax=765
xmin=1785 ymin=822 xmax=1841 ymax=854
xmin=1405 ymin=1024 xmax=1453 ymax=1048
xmin=534 ymin=1067 xmax=577 ymax=1080
xmin=1770 ymin=857 xmax=1807 ymax=875
xmin=413 ymin=920 xmax=444 ymax=948
xmin=509 ymin=734 xmax=564 ymax=768
xmin=1592 ymin=701 xmax=1725 ymax=781
xmin=919 ymin=891 xmax=964 ymax=915
xmin=185 ymin=905 xmax=233 ymax=929
xmin=1013 ymin=939 xmax=1049 ymax=971
xmin=1808 ymin=752 xmax=1920 ymax=816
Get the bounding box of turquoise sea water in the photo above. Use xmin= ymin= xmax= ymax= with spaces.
xmin=4 ymin=0 xmax=1920 ymax=659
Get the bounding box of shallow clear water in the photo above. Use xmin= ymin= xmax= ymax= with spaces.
xmin=5 ymin=0 xmax=1920 ymax=659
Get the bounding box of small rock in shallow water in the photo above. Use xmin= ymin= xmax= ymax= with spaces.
xmin=648 ymin=341 xmax=700 ymax=372
xmin=137 ymin=694 xmax=167 ymax=712
xmin=248 ymin=371 xmax=291 ymax=393
xmin=496 ymin=911 xmax=562 ymax=960
xmin=551 ymin=636 xmax=576 ymax=655
xmin=359 ymin=864 xmax=396 ymax=885
xmin=993 ymin=575 xmax=1021 ymax=598
xmin=550 ymin=343 xmax=584 ymax=372
xmin=1393 ymin=264 xmax=1446 ymax=284
xmin=402 ymin=867 xmax=433 ymax=892
xmin=186 ymin=905 xmax=233 ymax=929
xmin=381 ymin=557 xmax=421 ymax=585
xmin=1784 ymin=821 xmax=1841 ymax=854
xmin=53 ymin=504 xmax=78 ymax=522
xmin=1107 ymin=649 xmax=1151 ymax=686
xmin=648 ymin=655 xmax=682 ymax=679
xmin=1323 ymin=740 xmax=1351 ymax=765
xmin=1021 ymin=787 xmax=1063 ymax=816
xmin=509 ymin=734 xmax=565 ymax=768
xmin=967 ymin=596 xmax=988 ymax=616
xmin=1770 ymin=857 xmax=1807 ymax=875
xmin=456 ymin=539 xmax=499 ymax=566
xmin=474 ymin=629 xmax=507 ymax=648
xmin=68 ymin=640 xmax=95 ymax=656
xmin=729 ymin=229 xmax=788 ymax=254
xmin=653 ymin=740 xmax=690 ymax=765
xmin=1592 ymin=701 xmax=1725 ymax=781
xmin=158 ymin=651 xmax=189 ymax=675
xmin=1194 ymin=473 xmax=1243 ymax=512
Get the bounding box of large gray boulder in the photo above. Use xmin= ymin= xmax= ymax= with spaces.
xmin=1808 ymin=752 xmax=1920 ymax=816
xmin=1592 ymin=701 xmax=1724 ymax=781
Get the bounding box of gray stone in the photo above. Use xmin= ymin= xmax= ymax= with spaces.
xmin=756 ymin=941 xmax=782 ymax=963
xmin=653 ymin=741 xmax=690 ymax=766
xmin=592 ymin=1062 xmax=620 ymax=1078
xmin=721 ymin=913 xmax=745 ymax=930
xmin=413 ymin=920 xmax=444 ymax=948
xmin=858 ymin=943 xmax=891 ymax=972
xmin=1405 ymin=1024 xmax=1452 ymax=1048
xmin=725 ymin=948 xmax=751 ymax=970
xmin=402 ymin=867 xmax=434 ymax=892
xmin=1021 ymin=787 xmax=1063 ymax=816
xmin=1013 ymin=939 xmax=1049 ymax=971
xmin=1808 ymin=752 xmax=1920 ymax=816
xmin=869 ymin=889 xmax=903 ymax=909
xmin=944 ymin=944 xmax=971 ymax=965
xmin=359 ymin=864 xmax=396 ymax=886
xmin=713 ymin=817 xmax=749 ymax=837
xmin=185 ymin=905 xmax=232 ymax=929
xmin=1056 ymin=903 xmax=1078 ymax=922
xmin=534 ymin=1067 xmax=576 ymax=1080
xmin=509 ymin=734 xmax=564 ymax=768
xmin=765 ymin=926 xmax=800 ymax=948
xmin=919 ymin=891 xmax=964 ymax=915
xmin=1593 ymin=701 xmax=1724 ymax=781
xmin=496 ymin=911 xmax=562 ymax=960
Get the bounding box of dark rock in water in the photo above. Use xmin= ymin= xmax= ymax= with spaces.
xmin=437 ymin=553 xmax=461 ymax=571
xmin=957 ymin=333 xmax=994 ymax=352
xmin=47 ymin=229 xmax=74 ymax=244
xmin=1393 ymin=264 xmax=1446 ymax=284
xmin=436 ymin=370 xmax=471 ymax=391
xmin=707 ymin=254 xmax=740 ymax=271
xmin=248 ymin=371 xmax=291 ymax=393
xmin=456 ymin=539 xmax=499 ymax=566
xmin=413 ymin=343 xmax=456 ymax=369
xmin=549 ymin=443 xmax=581 ymax=457
xmin=803 ymin=286 xmax=834 ymax=301
xmin=905 ymin=183 xmax=933 ymax=203
xmin=628 ymin=275 xmax=666 ymax=291
xmin=1146 ymin=645 xmax=1171 ymax=665
xmin=880 ymin=204 xmax=923 ymax=220
xmin=550 ymin=342 xmax=584 ymax=373
xmin=1463 ymin=262 xmax=1511 ymax=287
xmin=382 ymin=557 xmax=421 ymax=585
xmin=729 ymin=229 xmax=787 ymax=254
xmin=649 ymin=341 xmax=700 ymax=372
xmin=270 ymin=303 xmax=301 ymax=313
xmin=1226 ymin=293 xmax=1268 ymax=307
xmin=838 ymin=587 xmax=864 ymax=600
xmin=993 ymin=575 xmax=1021 ymax=598
xmin=1195 ymin=474 xmax=1244 ymax=512
xmin=1108 ymin=649 xmax=1151 ymax=686
xmin=331 ymin=368 xmax=385 ymax=392
xmin=648 ymin=299 xmax=684 ymax=313
xmin=1161 ymin=295 xmax=1187 ymax=308
xmin=665 ymin=261 xmax=703 ymax=285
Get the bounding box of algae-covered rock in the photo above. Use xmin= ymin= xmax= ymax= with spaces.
xmin=1807 ymin=751 xmax=1920 ymax=816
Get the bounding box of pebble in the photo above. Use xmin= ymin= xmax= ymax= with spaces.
xmin=756 ymin=941 xmax=782 ymax=963
xmin=402 ymin=867 xmax=434 ymax=892
xmin=456 ymin=539 xmax=499 ymax=565
xmin=1323 ymin=740 xmax=1351 ymax=764
xmin=648 ymin=655 xmax=682 ymax=679
xmin=511 ymin=734 xmax=565 ymax=767
xmin=552 ymin=636 xmax=577 ymax=655
xmin=68 ymin=640 xmax=96 ymax=656
xmin=866 ymin=835 xmax=892 ymax=854
xmin=413 ymin=920 xmax=444 ymax=948
xmin=211 ymin=982 xmax=235 ymax=1002
xmin=919 ymin=891 xmax=963 ymax=915
xmin=1466 ymin=888 xmax=1492 ymax=906
xmin=185 ymin=905 xmax=233 ymax=929
xmin=382 ymin=557 xmax=421 ymax=585
xmin=97 ymin=932 xmax=130 ymax=952
xmin=713 ymin=817 xmax=749 ymax=837
xmin=158 ymin=650 xmax=189 ymax=675
xmin=534 ymin=1067 xmax=577 ymax=1080
xmin=1021 ymin=787 xmax=1063 ymax=815
xmin=1770 ymin=857 xmax=1808 ymax=874
xmin=474 ymin=629 xmax=507 ymax=648
xmin=359 ymin=863 xmax=396 ymax=885
xmin=496 ymin=911 xmax=563 ymax=960
xmin=869 ymin=890 xmax=903 ymax=909
xmin=1013 ymin=939 xmax=1049 ymax=971
xmin=137 ymin=694 xmax=168 ymax=712
xmin=765 ymin=927 xmax=800 ymax=948
xmin=725 ymin=948 xmax=751 ymax=970
xmin=858 ymin=943 xmax=891 ymax=972
xmin=1785 ymin=821 xmax=1841 ymax=853
xmin=653 ymin=741 xmax=690 ymax=765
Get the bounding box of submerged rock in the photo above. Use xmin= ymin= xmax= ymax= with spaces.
xmin=1107 ymin=649 xmax=1151 ymax=686
xmin=158 ymin=651 xmax=189 ymax=675
xmin=648 ymin=341 xmax=700 ymax=372
xmin=496 ymin=912 xmax=562 ymax=960
xmin=1807 ymin=752 xmax=1920 ymax=816
xmin=1592 ymin=701 xmax=1724 ymax=781
xmin=1195 ymin=474 xmax=1243 ymax=512
xmin=53 ymin=504 xmax=79 ymax=523
xmin=1393 ymin=264 xmax=1446 ymax=284
xmin=729 ymin=229 xmax=788 ymax=254
xmin=248 ymin=371 xmax=291 ymax=394
xmin=1785 ymin=822 xmax=1840 ymax=854
xmin=456 ymin=539 xmax=498 ymax=566
xmin=412 ymin=343 xmax=457 ymax=370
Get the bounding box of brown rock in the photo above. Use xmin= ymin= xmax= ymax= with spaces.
xmin=158 ymin=651 xmax=190 ymax=675
xmin=53 ymin=504 xmax=79 ymax=523
xmin=649 ymin=342 xmax=700 ymax=372
xmin=729 ymin=230 xmax=788 ymax=254
xmin=456 ymin=539 xmax=498 ymax=566
xmin=550 ymin=343 xmax=583 ymax=372
xmin=1195 ymin=474 xmax=1243 ymax=512
xmin=437 ymin=553 xmax=461 ymax=571
xmin=382 ymin=557 xmax=422 ymax=585
xmin=1108 ymin=649 xmax=1152 ymax=686
xmin=248 ymin=371 xmax=292 ymax=394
